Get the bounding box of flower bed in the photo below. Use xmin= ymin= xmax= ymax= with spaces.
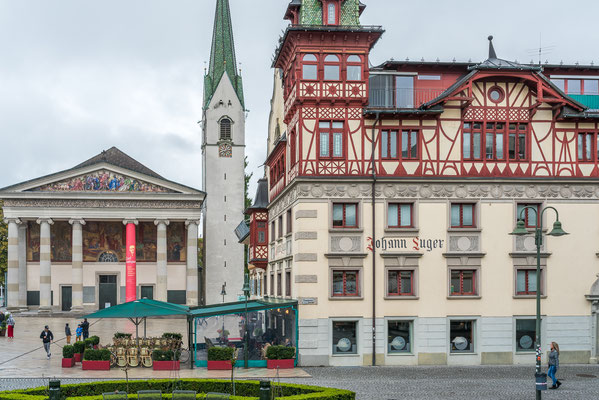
xmin=0 ymin=379 xmax=355 ymax=400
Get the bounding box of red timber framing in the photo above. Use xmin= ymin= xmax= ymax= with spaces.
xmin=247 ymin=209 xmax=268 ymax=270
xmin=267 ymin=137 xmax=287 ymax=201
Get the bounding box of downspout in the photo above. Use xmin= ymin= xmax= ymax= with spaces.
xmin=371 ymin=112 xmax=381 ymax=366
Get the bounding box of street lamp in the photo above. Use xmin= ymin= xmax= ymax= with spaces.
xmin=220 ymin=283 xmax=227 ymax=303
xmin=242 ymin=273 xmax=251 ymax=369
xmin=510 ymin=206 xmax=567 ymax=399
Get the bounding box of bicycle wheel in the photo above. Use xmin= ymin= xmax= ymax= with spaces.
xmin=175 ymin=349 xmax=190 ymax=363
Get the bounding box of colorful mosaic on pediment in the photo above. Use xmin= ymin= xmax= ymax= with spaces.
xmin=29 ymin=170 xmax=174 ymax=193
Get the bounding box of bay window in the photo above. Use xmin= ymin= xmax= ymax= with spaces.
xmin=302 ymin=54 xmax=318 ymax=80
xmin=346 ymin=55 xmax=362 ymax=81
xmin=324 ymin=54 xmax=340 ymax=81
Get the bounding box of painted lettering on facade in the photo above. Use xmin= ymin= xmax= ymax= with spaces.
xmin=367 ymin=236 xmax=444 ymax=252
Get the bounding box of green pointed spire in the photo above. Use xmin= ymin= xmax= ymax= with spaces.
xmin=204 ymin=0 xmax=244 ymax=109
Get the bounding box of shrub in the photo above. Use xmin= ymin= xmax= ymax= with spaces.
xmin=266 ymin=345 xmax=296 ymax=360
xmin=207 ymin=346 xmax=235 ymax=361
xmin=152 ymin=350 xmax=179 ymax=361
xmin=73 ymin=341 xmax=86 ymax=354
xmin=89 ymin=335 xmax=100 ymax=345
xmin=162 ymin=332 xmax=183 ymax=340
xmin=83 ymin=349 xmax=111 ymax=361
xmin=62 ymin=345 xmax=75 ymax=359
xmin=113 ymin=332 xmax=132 ymax=339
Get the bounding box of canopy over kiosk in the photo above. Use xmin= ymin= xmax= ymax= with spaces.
xmin=191 ymin=298 xmax=298 ymax=368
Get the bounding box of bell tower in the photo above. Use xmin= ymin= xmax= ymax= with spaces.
xmin=202 ymin=0 xmax=245 ymax=304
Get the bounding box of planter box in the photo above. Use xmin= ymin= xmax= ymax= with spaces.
xmin=82 ymin=360 xmax=110 ymax=370
xmin=74 ymin=353 xmax=82 ymax=362
xmin=267 ymin=359 xmax=295 ymax=369
xmin=207 ymin=360 xmax=232 ymax=370
xmin=153 ymin=360 xmax=180 ymax=371
xmin=62 ymin=358 xmax=75 ymax=368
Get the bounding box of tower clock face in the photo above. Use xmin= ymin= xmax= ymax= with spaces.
xmin=219 ymin=143 xmax=232 ymax=158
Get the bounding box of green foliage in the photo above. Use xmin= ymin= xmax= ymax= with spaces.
xmin=82 ymin=349 xmax=111 ymax=361
xmin=0 ymin=321 xmax=6 ymax=330
xmin=162 ymin=332 xmax=183 ymax=340
xmin=113 ymin=332 xmax=132 ymax=339
xmin=0 ymin=379 xmax=355 ymax=400
xmin=62 ymin=345 xmax=75 ymax=359
xmin=152 ymin=350 xmax=179 ymax=361
xmin=89 ymin=335 xmax=100 ymax=345
xmin=265 ymin=345 xmax=296 ymax=360
xmin=207 ymin=346 xmax=235 ymax=361
xmin=73 ymin=341 xmax=86 ymax=354
xmin=84 ymin=338 xmax=94 ymax=348
xmin=0 ymin=202 xmax=7 ymax=285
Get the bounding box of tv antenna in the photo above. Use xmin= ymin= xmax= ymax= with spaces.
xmin=526 ymin=33 xmax=556 ymax=66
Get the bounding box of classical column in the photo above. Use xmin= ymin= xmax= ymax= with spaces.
xmin=69 ymin=219 xmax=85 ymax=312
xmin=17 ymin=223 xmax=27 ymax=310
xmin=154 ymin=219 xmax=169 ymax=302
xmin=185 ymin=220 xmax=199 ymax=306
xmin=123 ymin=219 xmax=138 ymax=302
xmin=37 ymin=218 xmax=54 ymax=313
xmin=5 ymin=218 xmax=21 ymax=311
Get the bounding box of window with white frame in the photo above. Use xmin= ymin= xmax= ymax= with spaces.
xmin=332 ymin=321 xmax=357 ymax=354
xmin=515 ymin=319 xmax=536 ymax=352
xmin=450 ymin=320 xmax=475 ymax=353
xmin=387 ymin=320 xmax=412 ymax=354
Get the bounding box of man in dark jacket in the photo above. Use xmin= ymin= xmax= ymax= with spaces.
xmin=40 ymin=325 xmax=54 ymax=359
xmin=81 ymin=318 xmax=89 ymax=340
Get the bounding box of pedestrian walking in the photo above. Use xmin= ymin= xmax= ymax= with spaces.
xmin=548 ymin=341 xmax=562 ymax=389
xmin=76 ymin=324 xmax=83 ymax=342
xmin=65 ymin=323 xmax=72 ymax=344
xmin=39 ymin=325 xmax=54 ymax=359
xmin=6 ymin=314 xmax=15 ymax=338
xmin=81 ymin=318 xmax=89 ymax=340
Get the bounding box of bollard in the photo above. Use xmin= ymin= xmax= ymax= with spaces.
xmin=259 ymin=380 xmax=271 ymax=400
xmin=48 ymin=380 xmax=61 ymax=400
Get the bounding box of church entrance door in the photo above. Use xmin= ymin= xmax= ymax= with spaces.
xmin=61 ymin=286 xmax=72 ymax=311
xmin=99 ymin=275 xmax=117 ymax=309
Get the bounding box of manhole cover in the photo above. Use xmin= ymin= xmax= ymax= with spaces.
xmin=576 ymin=374 xmax=597 ymax=378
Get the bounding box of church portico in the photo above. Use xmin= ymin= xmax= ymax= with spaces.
xmin=1 ymin=147 xmax=205 ymax=313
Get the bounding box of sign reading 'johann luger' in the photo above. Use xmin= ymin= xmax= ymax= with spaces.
xmin=367 ymin=236 xmax=444 ymax=252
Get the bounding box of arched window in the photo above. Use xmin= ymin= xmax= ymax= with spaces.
xmin=220 ymin=118 xmax=232 ymax=141
xmin=327 ymin=3 xmax=336 ymax=25
xmin=302 ymin=54 xmax=318 ymax=80
xmin=324 ymin=54 xmax=340 ymax=81
xmin=347 ymin=55 xmax=362 ymax=81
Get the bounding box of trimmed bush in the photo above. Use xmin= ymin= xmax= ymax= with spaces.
xmin=0 ymin=379 xmax=355 ymax=400
xmin=73 ymin=341 xmax=86 ymax=354
xmin=266 ymin=345 xmax=296 ymax=360
xmin=152 ymin=350 xmax=180 ymax=361
xmin=113 ymin=332 xmax=132 ymax=339
xmin=83 ymin=349 xmax=111 ymax=361
xmin=162 ymin=332 xmax=183 ymax=340
xmin=207 ymin=346 xmax=235 ymax=361
xmin=62 ymin=345 xmax=75 ymax=359
xmin=89 ymin=335 xmax=100 ymax=346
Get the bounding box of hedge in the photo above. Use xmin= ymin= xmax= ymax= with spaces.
xmin=207 ymin=347 xmax=235 ymax=361
xmin=265 ymin=345 xmax=296 ymax=360
xmin=162 ymin=332 xmax=183 ymax=340
xmin=113 ymin=332 xmax=132 ymax=339
xmin=73 ymin=341 xmax=86 ymax=354
xmin=0 ymin=379 xmax=354 ymax=400
xmin=82 ymin=349 xmax=111 ymax=361
xmin=152 ymin=350 xmax=180 ymax=361
xmin=62 ymin=345 xmax=75 ymax=359
xmin=89 ymin=335 xmax=100 ymax=346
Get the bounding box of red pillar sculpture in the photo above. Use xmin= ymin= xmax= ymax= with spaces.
xmin=125 ymin=222 xmax=137 ymax=302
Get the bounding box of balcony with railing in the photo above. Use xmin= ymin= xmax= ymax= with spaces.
xmin=368 ymin=87 xmax=446 ymax=109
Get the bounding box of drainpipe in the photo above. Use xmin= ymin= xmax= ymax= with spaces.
xmin=371 ymin=113 xmax=381 ymax=366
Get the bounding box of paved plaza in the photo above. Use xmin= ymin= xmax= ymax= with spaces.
xmin=1 ymin=317 xmax=598 ymax=399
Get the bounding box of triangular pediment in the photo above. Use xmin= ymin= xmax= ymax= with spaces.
xmin=25 ymin=168 xmax=176 ymax=193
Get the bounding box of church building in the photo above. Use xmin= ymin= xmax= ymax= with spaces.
xmin=246 ymin=0 xmax=599 ymax=366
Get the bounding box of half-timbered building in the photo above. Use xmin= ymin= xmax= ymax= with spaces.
xmin=248 ymin=0 xmax=599 ymax=366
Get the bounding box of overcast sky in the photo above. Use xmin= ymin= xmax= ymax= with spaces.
xmin=1 ymin=0 xmax=598 ymax=197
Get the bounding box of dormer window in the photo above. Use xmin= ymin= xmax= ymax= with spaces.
xmin=220 ymin=118 xmax=232 ymax=141
xmin=327 ymin=3 xmax=337 ymax=25
xmin=347 ymin=55 xmax=362 ymax=81
xmin=302 ymin=54 xmax=318 ymax=80
xmin=324 ymin=55 xmax=340 ymax=81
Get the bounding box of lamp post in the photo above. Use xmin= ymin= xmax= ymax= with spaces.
xmin=510 ymin=206 xmax=567 ymax=399
xmin=242 ymin=273 xmax=251 ymax=369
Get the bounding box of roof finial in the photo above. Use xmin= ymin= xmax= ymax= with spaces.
xmin=488 ymin=35 xmax=497 ymax=59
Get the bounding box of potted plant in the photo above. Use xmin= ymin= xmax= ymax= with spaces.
xmin=82 ymin=349 xmax=111 ymax=370
xmin=0 ymin=321 xmax=6 ymax=337
xmin=152 ymin=349 xmax=180 ymax=370
xmin=207 ymin=346 xmax=235 ymax=370
xmin=266 ymin=345 xmax=296 ymax=369
xmin=62 ymin=345 xmax=76 ymax=368
xmin=89 ymin=335 xmax=100 ymax=349
xmin=73 ymin=341 xmax=86 ymax=362
xmin=216 ymin=329 xmax=230 ymax=345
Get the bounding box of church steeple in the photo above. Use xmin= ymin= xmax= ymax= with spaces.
xmin=204 ymin=0 xmax=244 ymax=109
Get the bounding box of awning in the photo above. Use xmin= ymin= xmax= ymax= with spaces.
xmin=83 ymin=298 xmax=190 ymax=319
xmin=190 ymin=298 xmax=297 ymax=319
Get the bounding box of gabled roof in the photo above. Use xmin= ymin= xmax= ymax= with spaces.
xmin=469 ymin=36 xmax=541 ymax=72
xmin=74 ymin=146 xmax=163 ymax=179
xmin=204 ymin=0 xmax=244 ymax=109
